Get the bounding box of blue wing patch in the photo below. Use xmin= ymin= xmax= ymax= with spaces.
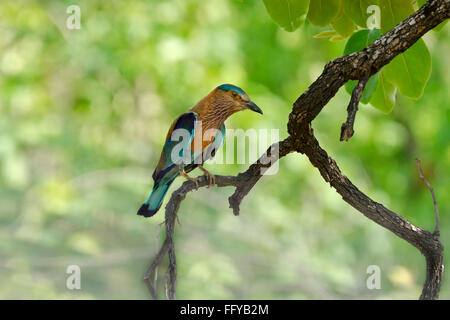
xmin=152 ymin=112 xmax=197 ymax=183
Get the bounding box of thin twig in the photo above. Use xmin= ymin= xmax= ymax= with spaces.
xmin=143 ymin=237 xmax=170 ymax=300
xmin=153 ymin=223 xmax=162 ymax=290
xmin=340 ymin=76 xmax=370 ymax=141
xmin=164 ymin=267 xmax=170 ymax=300
xmin=416 ymin=158 xmax=440 ymax=236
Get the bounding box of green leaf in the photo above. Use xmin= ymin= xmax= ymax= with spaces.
xmin=346 ymin=73 xmax=380 ymax=104
xmin=329 ymin=35 xmax=347 ymax=42
xmin=263 ymin=0 xmax=310 ymax=32
xmin=313 ymin=30 xmax=337 ymax=38
xmin=344 ymin=29 xmax=382 ymax=103
xmin=369 ymin=71 xmax=397 ymax=113
xmin=433 ymin=20 xmax=449 ymax=32
xmin=307 ymin=0 xmax=341 ymax=26
xmin=343 ymin=28 xmax=382 ymax=55
xmin=331 ymin=4 xmax=357 ymax=37
xmin=343 ymin=0 xmax=380 ymax=28
xmin=383 ymin=39 xmax=431 ymax=99
xmin=417 ymin=0 xmax=426 ymax=7
xmin=379 ymin=0 xmax=414 ymax=33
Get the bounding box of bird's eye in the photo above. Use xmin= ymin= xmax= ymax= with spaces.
xmin=232 ymin=92 xmax=239 ymax=99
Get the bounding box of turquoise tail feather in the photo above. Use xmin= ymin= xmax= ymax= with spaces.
xmin=137 ymin=175 xmax=178 ymax=218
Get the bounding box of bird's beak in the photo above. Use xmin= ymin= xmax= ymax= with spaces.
xmin=245 ymin=101 xmax=263 ymax=114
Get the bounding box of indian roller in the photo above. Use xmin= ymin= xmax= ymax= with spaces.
xmin=137 ymin=84 xmax=262 ymax=218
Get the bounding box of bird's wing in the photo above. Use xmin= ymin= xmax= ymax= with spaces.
xmin=203 ymin=122 xmax=226 ymax=162
xmin=152 ymin=112 xmax=197 ymax=183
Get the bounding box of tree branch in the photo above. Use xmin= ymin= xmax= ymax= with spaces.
xmin=416 ymin=158 xmax=440 ymax=236
xmin=143 ymin=138 xmax=294 ymax=299
xmin=340 ymin=75 xmax=370 ymax=141
xmin=144 ymin=0 xmax=449 ymax=300
xmin=288 ymin=0 xmax=449 ymax=139
xmin=295 ymin=127 xmax=444 ymax=300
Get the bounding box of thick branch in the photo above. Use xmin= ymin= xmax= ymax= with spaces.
xmin=296 ymin=127 xmax=443 ymax=264
xmin=288 ymin=0 xmax=450 ymax=139
xmin=285 ymin=0 xmax=448 ymax=299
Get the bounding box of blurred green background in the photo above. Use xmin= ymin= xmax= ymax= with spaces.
xmin=0 ymin=0 xmax=449 ymax=299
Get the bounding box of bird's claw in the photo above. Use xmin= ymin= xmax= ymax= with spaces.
xmin=180 ymin=166 xmax=215 ymax=189
xmin=180 ymin=169 xmax=199 ymax=189
xmin=206 ymin=173 xmax=216 ymax=187
xmin=199 ymin=166 xmax=215 ymax=188
xmin=192 ymin=177 xmax=200 ymax=190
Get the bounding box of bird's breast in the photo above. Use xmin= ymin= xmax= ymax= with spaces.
xmin=190 ymin=125 xmax=220 ymax=154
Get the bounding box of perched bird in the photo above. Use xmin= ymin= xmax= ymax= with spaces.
xmin=137 ymin=84 xmax=262 ymax=218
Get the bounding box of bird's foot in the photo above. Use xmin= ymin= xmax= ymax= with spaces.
xmin=199 ymin=165 xmax=216 ymax=187
xmin=180 ymin=169 xmax=200 ymax=189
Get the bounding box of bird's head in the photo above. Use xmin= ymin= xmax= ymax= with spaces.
xmin=215 ymin=84 xmax=263 ymax=115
